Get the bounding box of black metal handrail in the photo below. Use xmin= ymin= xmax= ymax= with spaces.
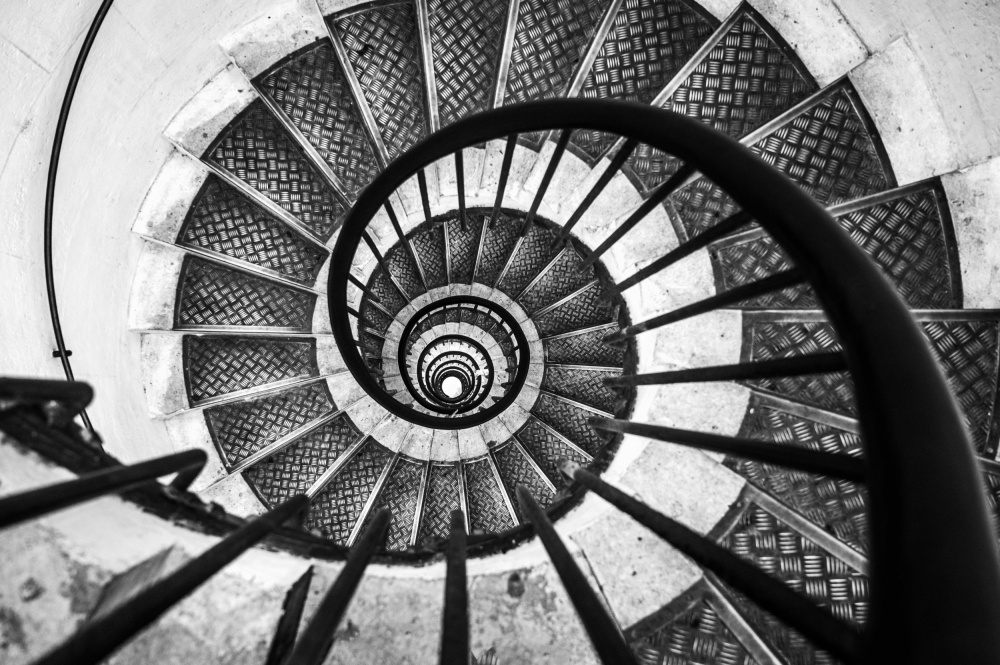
xmin=329 ymin=99 xmax=1000 ymax=663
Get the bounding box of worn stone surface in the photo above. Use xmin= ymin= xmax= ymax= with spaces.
xmin=220 ymin=0 xmax=327 ymax=79
xmin=128 ymin=244 xmax=185 ymax=332
xmin=944 ymin=156 xmax=1000 ymax=309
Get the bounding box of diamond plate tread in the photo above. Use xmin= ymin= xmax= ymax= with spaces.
xmin=410 ymin=226 xmax=449 ymax=289
xmin=493 ymin=441 xmax=555 ymax=521
xmin=712 ymin=236 xmax=815 ymax=309
xmin=504 ymin=0 xmax=610 ymax=106
xmin=476 ymin=211 xmax=523 ymax=286
xmin=416 ymin=463 xmax=462 ymax=547
xmin=205 ymin=100 xmax=344 ymax=238
xmin=365 ymin=268 xmax=409 ymax=320
xmin=541 ymin=365 xmax=622 ymax=413
xmin=447 ymin=213 xmax=485 ymax=284
xmin=359 ymin=297 xmax=394 ymax=335
xmin=306 ymin=439 xmax=393 ymax=544
xmin=534 ymin=282 xmax=617 ymax=338
xmin=572 ymin=0 xmax=718 ymax=163
xmin=243 ymin=413 xmax=360 ymax=507
xmin=176 ymin=257 xmax=316 ymax=330
xmin=464 ymin=459 xmax=516 ymax=534
xmin=518 ymin=245 xmax=597 ymax=314
xmin=746 ymin=318 xmax=1000 ymax=452
xmin=719 ymin=503 xmax=869 ymax=664
xmin=333 ymin=3 xmax=427 ymax=159
xmin=384 ymin=241 xmax=427 ymax=299
xmin=672 ymin=83 xmax=892 ymax=239
xmin=256 ymin=41 xmax=381 ymax=197
xmin=204 ymin=382 xmax=334 ymax=467
xmin=497 ymin=223 xmax=563 ymax=297
xmin=532 ymin=393 xmax=608 ymax=455
xmin=516 ymin=418 xmax=591 ymax=489
xmin=728 ymin=398 xmax=869 ymax=553
xmin=430 ymin=0 xmax=508 ymax=126
xmin=630 ymin=593 xmax=759 ymax=665
xmin=544 ymin=327 xmax=624 ymax=365
xmin=359 ymin=457 xmax=423 ymax=551
xmin=184 ymin=336 xmax=317 ymax=402
xmin=179 ymin=176 xmax=327 ymax=284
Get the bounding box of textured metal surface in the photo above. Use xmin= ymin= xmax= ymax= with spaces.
xmin=475 ymin=211 xmax=522 ymax=286
xmin=204 ymin=382 xmax=334 ymax=467
xmin=498 ymin=224 xmax=563 ymax=297
xmin=333 ymin=2 xmax=428 ymax=159
xmin=504 ymin=0 xmax=610 ymax=108
xmin=517 ymin=419 xmax=591 ymax=488
xmin=205 ymin=100 xmax=344 ymax=238
xmin=359 ymin=457 xmax=423 ymax=550
xmin=430 ymin=0 xmax=508 ymax=126
xmin=493 ymin=441 xmax=555 ymax=521
xmin=543 ymin=326 xmax=625 ymax=365
xmin=718 ymin=503 xmax=869 ymax=664
xmin=306 ymin=439 xmax=393 ymax=544
xmin=532 ymin=393 xmax=608 ymax=455
xmin=728 ymin=396 xmax=868 ymax=554
xmin=383 ymin=239 xmax=427 ymax=299
xmin=572 ymin=0 xmax=717 ymax=162
xmin=541 ymin=365 xmax=622 ymax=413
xmin=630 ymin=591 xmax=759 ymax=665
xmin=257 ymin=41 xmax=381 ymax=198
xmin=176 ymin=257 xmax=316 ymax=330
xmin=184 ymin=336 xmax=318 ymax=402
xmin=244 ymin=414 xmax=360 ymax=507
xmin=672 ymin=83 xmax=891 ymax=239
xmin=447 ymin=213 xmax=485 ymax=284
xmin=712 ymin=236 xmax=813 ymax=309
xmin=518 ymin=246 xmax=594 ymax=314
xmin=365 ymin=268 xmax=409 ymax=319
xmin=179 ymin=176 xmax=327 ymax=284
xmin=410 ymin=226 xmax=449 ymax=288
xmin=464 ymin=458 xmax=516 ymax=534
xmin=534 ymin=282 xmax=617 ymax=338
xmin=416 ymin=463 xmax=462 ymax=546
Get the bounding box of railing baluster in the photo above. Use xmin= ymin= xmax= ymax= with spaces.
xmin=362 ymin=230 xmax=410 ymax=299
xmin=605 ymin=268 xmax=804 ymax=343
xmin=578 ymin=163 xmax=697 ymax=272
xmin=519 ymin=130 xmax=572 ymax=236
xmin=588 ymin=418 xmax=865 ymax=481
xmin=287 ymin=508 xmax=391 ymax=664
xmin=455 ymin=150 xmax=467 ymax=232
xmin=553 ymin=139 xmax=639 ymax=248
xmin=384 ymin=201 xmax=429 ymax=292
xmin=265 ymin=566 xmax=314 ymax=665
xmin=559 ymin=461 xmax=863 ymax=663
xmin=35 ymin=495 xmax=310 ymax=665
xmin=606 ymin=211 xmax=753 ymax=299
xmin=0 ymin=377 xmax=94 ymax=419
xmin=605 ymin=353 xmax=847 ymax=387
xmin=347 ymin=273 xmax=381 ymax=304
xmin=440 ymin=509 xmax=468 ymax=664
xmin=0 ymin=450 xmax=207 ymax=529
xmin=516 ymin=486 xmax=640 ymax=665
xmin=489 ymin=135 xmax=518 ymax=227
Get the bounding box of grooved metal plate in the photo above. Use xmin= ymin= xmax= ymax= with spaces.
xmin=416 ymin=463 xmax=462 ymax=547
xmin=205 ymin=100 xmax=344 ymax=238
xmin=728 ymin=396 xmax=868 ymax=553
xmin=384 ymin=239 xmax=427 ymax=299
xmin=244 ymin=414 xmax=360 ymax=506
xmin=475 ymin=211 xmax=522 ymax=286
xmin=517 ymin=418 xmax=591 ymax=488
xmin=544 ymin=327 xmax=624 ymax=365
xmin=204 ymin=382 xmax=334 ymax=467
xmin=446 ymin=213 xmax=485 ymax=284
xmin=184 ymin=336 xmax=318 ymax=403
xmin=497 ymin=223 xmax=563 ymax=298
xmin=410 ymin=226 xmax=449 ymax=289
xmin=306 ymin=439 xmax=393 ymax=544
xmin=572 ymin=0 xmax=717 ymax=163
xmin=359 ymin=457 xmax=424 ymax=551
xmin=541 ymin=365 xmax=622 ymax=413
xmin=718 ymin=503 xmax=868 ymax=664
xmin=180 ymin=176 xmax=327 ymax=284
xmin=430 ymin=0 xmax=508 ymax=126
xmin=333 ymin=2 xmax=427 ymax=159
xmin=534 ymin=282 xmax=617 ymax=338
xmin=365 ymin=268 xmax=409 ymax=319
xmin=532 ymin=393 xmax=607 ymax=455
xmin=464 ymin=458 xmax=516 ymax=534
xmin=493 ymin=441 xmax=555 ymax=521
xmin=176 ymin=257 xmax=316 ymax=330
xmin=518 ymin=247 xmax=594 ymax=315
xmin=257 ymin=41 xmax=381 ymax=198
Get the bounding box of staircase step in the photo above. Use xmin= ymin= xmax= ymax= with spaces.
xmin=415 ymin=462 xmax=462 ymax=547
xmin=492 ymin=438 xmax=556 ymax=521
xmin=515 ymin=417 xmax=592 ymax=489
xmin=540 ymin=365 xmax=623 ymax=414
xmin=464 ymin=457 xmax=517 ymax=534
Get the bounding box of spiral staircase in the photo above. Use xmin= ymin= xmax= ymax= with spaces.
xmin=3 ymin=0 xmax=1000 ymax=663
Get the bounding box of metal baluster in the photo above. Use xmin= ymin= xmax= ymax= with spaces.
xmin=384 ymin=201 xmax=429 ymax=292
xmin=516 ymin=486 xmax=639 ymax=665
xmin=440 ymin=509 xmax=469 ymax=664
xmin=559 ymin=461 xmax=862 ymax=662
xmin=0 ymin=377 xmax=94 ymax=419
xmin=588 ymin=418 xmax=865 ymax=481
xmin=347 ymin=273 xmax=381 ymax=304
xmin=489 ymin=135 xmax=518 ymax=227
xmin=264 ymin=566 xmax=314 ymax=665
xmin=519 ymin=130 xmax=572 ymax=236
xmin=455 ymin=150 xmax=467 ymax=232
xmin=0 ymin=450 xmax=207 ymax=529
xmin=286 ymin=508 xmax=391 ymax=664
xmin=35 ymin=495 xmax=310 ymax=665
xmin=362 ymin=230 xmax=409 ymax=299
xmin=605 ymin=353 xmax=847 ymax=387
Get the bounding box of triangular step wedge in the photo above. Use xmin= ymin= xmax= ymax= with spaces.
xmin=491 ymin=438 xmax=556 ymax=521
xmin=464 ymin=457 xmax=516 ymax=534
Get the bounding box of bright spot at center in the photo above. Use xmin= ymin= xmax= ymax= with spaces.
xmin=441 ymin=376 xmax=462 ymax=399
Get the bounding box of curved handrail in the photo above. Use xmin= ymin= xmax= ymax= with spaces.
xmin=43 ymin=0 xmax=117 ymax=434
xmin=331 ymin=99 xmax=1000 ymax=662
